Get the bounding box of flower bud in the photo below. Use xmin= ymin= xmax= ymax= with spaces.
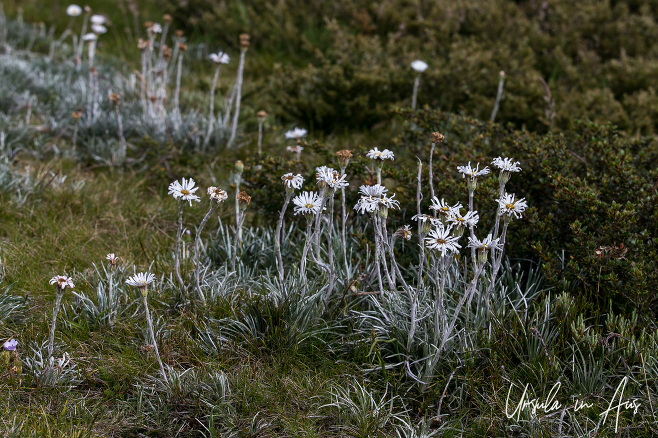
xmin=431 ymin=132 xmax=445 ymax=143
xmin=235 ymin=160 xmax=244 ymax=175
xmin=336 ymin=149 xmax=353 ymax=169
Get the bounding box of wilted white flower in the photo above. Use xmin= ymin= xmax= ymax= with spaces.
xmin=366 ymin=147 xmax=395 ymax=161
xmin=126 ymin=272 xmax=155 ymax=288
xmin=168 ymin=178 xmax=201 ymax=206
xmin=209 ymin=51 xmax=230 ymax=64
xmin=90 ymin=14 xmax=106 ymax=25
xmin=394 ymin=225 xmax=412 ymax=241
xmin=492 ymin=157 xmax=522 ymax=173
xmin=354 ymin=184 xmax=392 ymax=214
xmin=457 ymin=162 xmax=490 ymax=179
xmin=66 ymin=4 xmax=82 ymax=16
xmin=82 ymin=33 xmax=97 ymax=41
xmin=293 ymin=191 xmax=323 ymax=216
xmin=286 ymin=145 xmax=303 ymax=154
xmin=429 ymin=197 xmax=463 ymax=217
xmin=467 ymin=233 xmax=503 ymax=251
xmin=106 ymin=253 xmax=119 ymax=265
xmin=425 ymin=225 xmax=461 ymax=256
xmin=49 ymin=275 xmax=74 ymax=290
xmin=207 ymin=187 xmax=228 ymax=203
xmin=281 ymin=173 xmax=304 ymax=190
xmin=91 ymin=24 xmax=107 ymax=34
xmin=497 ymin=193 xmax=528 ymax=219
xmin=285 ymin=127 xmax=307 ymax=139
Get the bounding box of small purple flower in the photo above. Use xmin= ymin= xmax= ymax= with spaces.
xmin=3 ymin=339 xmax=17 ymax=351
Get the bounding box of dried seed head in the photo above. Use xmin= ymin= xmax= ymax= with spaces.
xmin=109 ymin=93 xmax=120 ymax=104
xmin=89 ymin=66 xmax=97 ymax=76
xmin=163 ymin=46 xmax=172 ymax=58
xmin=84 ymin=6 xmax=92 ymax=13
xmin=144 ymin=21 xmax=153 ymax=29
xmin=137 ymin=38 xmax=149 ymax=50
xmin=499 ymin=70 xmax=505 ymax=78
xmin=71 ymin=111 xmax=82 ymax=119
xmin=239 ymin=33 xmax=251 ymax=48
xmin=431 ymin=132 xmax=445 ymax=143
xmin=149 ymin=95 xmax=158 ymax=103
xmin=178 ymin=42 xmax=188 ymax=51
xmin=163 ymin=14 xmax=172 ymax=23
xmin=175 ymin=29 xmax=184 ymax=38
xmin=336 ymin=149 xmax=353 ymax=168
xmin=237 ymin=191 xmax=251 ymax=208
xmin=257 ymin=110 xmax=267 ymax=120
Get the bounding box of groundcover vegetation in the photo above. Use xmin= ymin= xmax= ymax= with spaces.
xmin=0 ymin=1 xmax=657 ymax=437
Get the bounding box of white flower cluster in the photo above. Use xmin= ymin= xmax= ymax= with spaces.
xmin=354 ymin=184 xmax=399 ymax=214
xmin=316 ymin=166 xmax=349 ymax=191
xmin=209 ymin=51 xmax=230 ymax=64
xmin=366 ymin=147 xmax=395 ymax=161
xmin=285 ymin=127 xmax=307 ymax=139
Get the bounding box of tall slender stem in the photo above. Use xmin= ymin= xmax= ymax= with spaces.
xmin=275 ymin=194 xmax=292 ymax=285
xmin=326 ymin=193 xmax=336 ymax=298
xmin=429 ymin=142 xmax=435 ymax=200
xmin=143 ymin=294 xmax=168 ymax=383
xmin=340 ymin=166 xmax=348 ymax=274
xmin=205 ymin=66 xmax=220 ymax=146
xmin=48 ymin=290 xmax=64 ymax=358
xmin=194 ymin=204 xmax=217 ymax=304
xmin=228 ymin=49 xmax=247 ymax=147
xmin=174 ymin=203 xmax=185 ymax=291
xmin=300 ymin=220 xmax=313 ymax=298
xmin=231 ymin=209 xmax=245 ymax=273
xmin=411 ymin=75 xmax=420 ymax=111
xmin=173 ymin=51 xmax=183 ymax=127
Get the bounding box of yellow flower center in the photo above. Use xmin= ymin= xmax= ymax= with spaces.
xmin=457 ymin=217 xmax=464 ymax=222
xmin=436 ymin=239 xmax=446 ymax=244
xmin=305 ymin=203 xmax=314 ymax=209
xmin=506 ymin=203 xmax=515 ymax=210
xmin=181 ymin=190 xmax=190 ymax=195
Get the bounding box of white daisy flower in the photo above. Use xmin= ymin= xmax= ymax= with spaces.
xmin=354 ymin=196 xmax=378 ymax=214
xmin=281 ymin=173 xmax=304 ymax=190
xmin=125 ymin=272 xmax=155 ymax=288
xmin=82 ymin=33 xmax=97 ymax=41
xmin=429 ymin=197 xmax=463 ymax=217
xmin=425 ymin=226 xmax=461 ymax=256
xmin=168 ymin=178 xmax=201 ymax=206
xmin=366 ymin=147 xmax=395 ymax=161
xmin=49 ymin=275 xmax=75 ymax=290
xmin=457 ymin=162 xmax=490 ymax=179
xmin=293 ymin=191 xmax=323 ymax=216
xmin=359 ymin=184 xmax=388 ymax=197
xmin=448 ymin=210 xmax=479 ymax=228
xmin=285 ymin=127 xmax=307 ymax=139
xmin=91 ymin=24 xmax=107 ymax=34
xmin=149 ymin=23 xmax=162 ymax=34
xmin=106 ymin=253 xmax=119 ymax=265
xmin=497 ymin=193 xmax=528 ymax=219
xmin=90 ymin=14 xmax=106 ymax=25
xmin=394 ymin=225 xmax=412 ymax=241
xmin=316 ymin=167 xmax=349 ymax=190
xmin=411 ymin=59 xmax=428 ymax=73
xmin=209 ymin=51 xmax=230 ymax=64
xmin=66 ymin=5 xmax=82 ymax=17
xmin=207 ymin=187 xmax=228 ymax=203
xmin=492 ymin=157 xmax=522 ymax=173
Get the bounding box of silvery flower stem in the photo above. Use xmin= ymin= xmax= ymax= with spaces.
xmin=468 ymin=188 xmax=477 ymax=270
xmin=231 ymin=210 xmax=245 ymax=273
xmin=75 ymin=13 xmax=89 ymax=68
xmin=228 ymin=48 xmax=247 ymax=148
xmin=158 ymin=23 xmax=169 ymax=61
xmin=381 ymin=232 xmax=415 ymax=350
xmin=411 ymin=75 xmax=420 ymax=111
xmin=205 ymin=66 xmax=220 ymax=146
xmin=417 ymin=236 xmax=426 ymax=296
xmin=439 ymin=261 xmax=486 ymax=353
xmin=486 ymin=221 xmax=509 ymax=299
xmin=72 ymin=124 xmax=78 ymax=150
xmin=223 ymin=83 xmax=237 ymax=128
xmin=376 ymin=167 xmax=382 ymax=185
xmin=312 ymin=188 xmax=327 ymax=260
xmin=340 ymin=166 xmax=348 ymax=273
xmin=275 ymin=194 xmax=292 ymax=285
xmin=140 ymin=50 xmax=148 ymax=112
xmin=416 ymin=159 xmax=423 ymax=239
xmin=374 ymin=216 xmax=394 ymax=291
xmin=143 ymin=294 xmax=168 ymax=383
xmin=373 ymin=217 xmax=384 ymax=295
xmin=300 ymin=220 xmax=313 ymax=298
xmin=235 ymin=175 xmax=242 ymax=241
xmin=492 ymin=177 xmax=507 ymax=240
xmin=490 ymin=74 xmax=505 ymax=122
xmin=257 ymin=121 xmax=264 ymax=158
xmin=194 ymin=204 xmax=217 ymax=305
xmin=327 ymin=193 xmax=336 ymax=297
xmin=429 ymin=142 xmax=436 ymax=199
xmin=115 ymin=106 xmax=126 ymax=163
xmin=47 ymin=290 xmax=64 ymax=358
xmin=173 ymin=52 xmax=183 ymax=127
xmin=174 ymin=203 xmax=186 ymax=291
xmin=433 ymin=256 xmax=448 ymax=346
xmin=381 ymin=220 xmax=395 ymax=289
